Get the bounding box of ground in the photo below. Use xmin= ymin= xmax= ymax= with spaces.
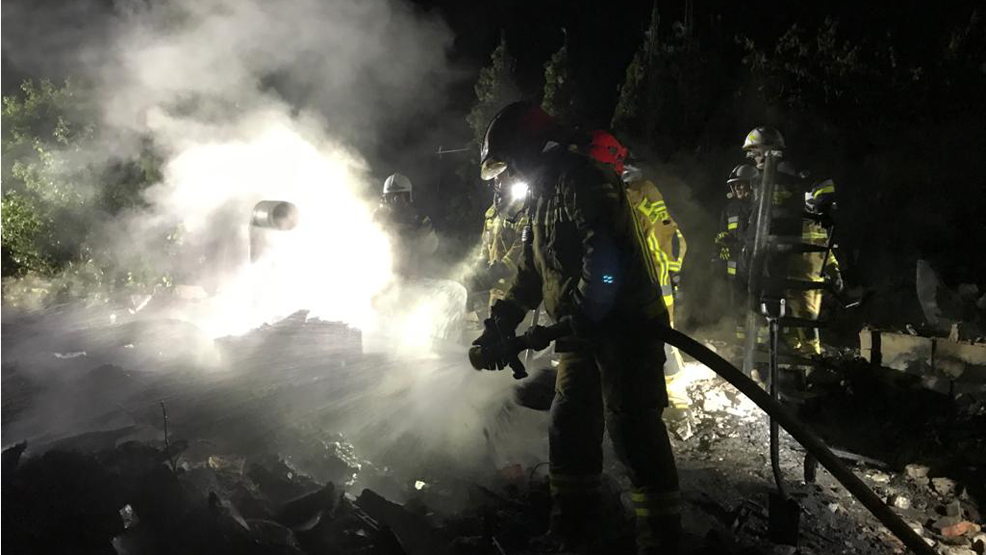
xmin=2 ymin=306 xmax=983 ymax=554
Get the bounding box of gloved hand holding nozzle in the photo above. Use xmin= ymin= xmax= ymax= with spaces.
xmin=470 ymin=301 xmax=574 ymax=379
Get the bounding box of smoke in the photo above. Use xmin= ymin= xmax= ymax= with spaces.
xmin=4 ymin=0 xmax=468 ymax=335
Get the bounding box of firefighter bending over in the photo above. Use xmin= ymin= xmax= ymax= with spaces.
xmin=471 ymin=102 xmax=681 ymax=553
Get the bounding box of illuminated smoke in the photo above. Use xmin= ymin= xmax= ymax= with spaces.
xmin=139 ymin=111 xmax=395 ymax=337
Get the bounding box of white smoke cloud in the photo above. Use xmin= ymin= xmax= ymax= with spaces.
xmin=37 ymin=0 xmax=463 ymax=337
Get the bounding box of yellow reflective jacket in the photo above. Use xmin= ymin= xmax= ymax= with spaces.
xmin=480 ymin=202 xmax=527 ymax=304
xmin=625 ymin=179 xmax=687 ymax=320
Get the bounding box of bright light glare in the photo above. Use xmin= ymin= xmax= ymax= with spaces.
xmin=147 ymin=117 xmax=395 ymax=337
xmin=509 ymin=181 xmax=529 ymax=202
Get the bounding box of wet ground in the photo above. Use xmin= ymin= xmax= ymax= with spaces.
xmin=2 ymin=308 xmax=983 ymax=554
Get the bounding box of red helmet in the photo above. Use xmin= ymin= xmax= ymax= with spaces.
xmin=480 ymin=101 xmax=558 ymax=181
xmin=587 ymin=130 xmax=628 ymax=175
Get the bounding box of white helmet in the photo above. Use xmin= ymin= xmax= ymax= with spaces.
xmin=383 ymin=173 xmax=413 ymax=196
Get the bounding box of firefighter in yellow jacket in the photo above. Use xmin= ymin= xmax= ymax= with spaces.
xmin=587 ymin=130 xmax=690 ymax=413
xmin=743 ymin=127 xmax=842 ymax=355
xmin=587 ymin=130 xmax=687 ymax=322
xmin=472 ymin=176 xmax=530 ymax=307
xmin=471 ymin=103 xmax=680 ymax=553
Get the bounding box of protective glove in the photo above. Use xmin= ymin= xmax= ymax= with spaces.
xmin=471 ymin=319 xmax=511 ymax=370
xmin=522 ymin=325 xmax=554 ymax=352
xmin=719 ymin=245 xmax=731 ymax=261
xmin=471 ymin=300 xmax=526 ymax=370
xmin=714 ymin=231 xmax=731 ymax=247
xmin=670 ymin=271 xmax=681 ymax=288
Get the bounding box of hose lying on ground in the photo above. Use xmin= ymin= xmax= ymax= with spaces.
xmin=471 ymin=323 xmax=936 ymax=555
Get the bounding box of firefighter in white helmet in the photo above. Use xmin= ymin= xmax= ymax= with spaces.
xmin=373 ymin=172 xmax=439 ymax=277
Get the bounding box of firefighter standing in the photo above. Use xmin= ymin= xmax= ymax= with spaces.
xmin=587 ymin=131 xmax=688 ymax=321
xmin=742 ymin=127 xmax=842 ymax=355
xmin=471 ymin=102 xmax=680 ymax=553
xmin=472 ymin=175 xmax=530 ymax=308
xmin=373 ymin=173 xmax=439 ymax=278
xmin=716 ymin=164 xmax=758 ymax=342
xmin=586 ymin=130 xmax=691 ymax=416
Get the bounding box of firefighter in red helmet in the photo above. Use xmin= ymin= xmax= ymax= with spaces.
xmin=472 ymin=102 xmax=681 ymax=554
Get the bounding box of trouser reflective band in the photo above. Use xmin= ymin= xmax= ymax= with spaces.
xmin=550 ymin=472 xmax=602 ymax=496
xmin=727 ymin=261 xmax=737 ymax=275
xmin=631 ymin=489 xmax=682 ymax=517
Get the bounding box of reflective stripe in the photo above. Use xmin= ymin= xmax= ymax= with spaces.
xmin=663 ymin=293 xmax=674 ymax=308
xmin=655 ymin=248 xmax=671 ymax=287
xmin=813 ymin=180 xmax=835 ymax=198
xmin=802 ymin=231 xmax=829 ymax=240
xmin=632 ymin=489 xmax=682 ymax=517
xmin=727 ymin=266 xmax=737 ymax=275
xmin=667 ymin=260 xmax=682 ymax=272
xmin=727 ymin=222 xmax=738 ymax=230
xmin=550 ymin=472 xmax=602 ymax=495
xmin=636 ymin=198 xmax=668 ymax=224
xmin=628 ymin=197 xmax=662 ymax=285
xmin=632 ymin=490 xmax=681 ymax=503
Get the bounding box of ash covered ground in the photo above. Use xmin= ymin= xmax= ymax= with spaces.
xmin=3 ymin=305 xmax=982 ymax=555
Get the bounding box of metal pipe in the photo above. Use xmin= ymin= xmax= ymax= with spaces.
xmin=743 ymin=151 xmax=780 ymax=375
xmin=768 ymin=313 xmax=787 ymax=499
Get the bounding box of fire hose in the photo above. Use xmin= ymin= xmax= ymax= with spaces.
xmin=469 ymin=322 xmax=936 ymax=555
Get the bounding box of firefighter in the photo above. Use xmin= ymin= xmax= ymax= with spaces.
xmin=471 ymin=173 xmax=530 ymax=308
xmin=742 ymin=127 xmax=842 ymax=355
xmin=586 ymin=130 xmax=691 ymax=419
xmin=587 ymin=131 xmax=687 ymax=322
xmin=716 ymin=164 xmax=758 ymax=342
xmin=471 ymin=102 xmax=681 ymax=553
xmin=373 ymin=172 xmax=439 ymax=277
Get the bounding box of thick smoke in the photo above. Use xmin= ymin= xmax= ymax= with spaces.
xmin=3 ymin=0 xmax=545 ymax=479
xmin=2 ymin=0 xmax=467 ymax=336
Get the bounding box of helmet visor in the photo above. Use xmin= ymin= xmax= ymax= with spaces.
xmin=480 ymin=157 xmax=508 ymax=181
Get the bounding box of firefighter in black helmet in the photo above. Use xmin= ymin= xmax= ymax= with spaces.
xmin=471 ymin=101 xmax=681 ymax=553
xmin=717 ymin=164 xmax=758 ymax=342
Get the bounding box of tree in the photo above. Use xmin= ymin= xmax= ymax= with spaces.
xmin=612 ymin=3 xmax=660 ymax=140
xmin=2 ymin=79 xmax=165 ymax=303
xmin=466 ymin=32 xmax=520 ymax=149
xmin=2 ymin=79 xmax=98 ymax=276
xmin=541 ymin=29 xmax=578 ymax=126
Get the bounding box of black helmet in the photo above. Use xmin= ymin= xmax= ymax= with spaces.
xmin=480 ymin=101 xmax=558 ymax=181
xmin=726 ymin=164 xmax=759 ymax=185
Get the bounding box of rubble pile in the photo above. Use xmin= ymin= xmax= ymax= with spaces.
xmin=3 ymin=314 xmax=983 ymax=554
